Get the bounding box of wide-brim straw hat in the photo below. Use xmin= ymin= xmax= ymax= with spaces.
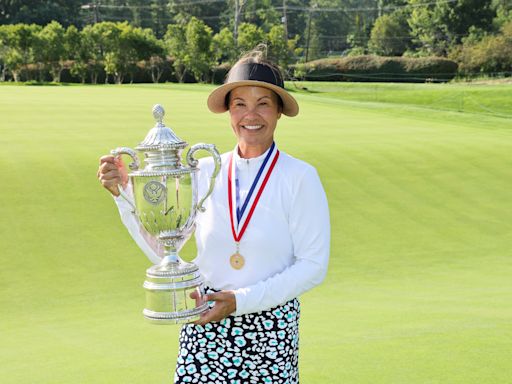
xmin=207 ymin=62 xmax=299 ymax=117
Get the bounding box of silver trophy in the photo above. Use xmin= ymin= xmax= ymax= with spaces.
xmin=112 ymin=104 xmax=221 ymax=324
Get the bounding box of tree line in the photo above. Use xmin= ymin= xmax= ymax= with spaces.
xmin=1 ymin=1 xmax=510 ymax=54
xmin=0 ymin=0 xmax=510 ymax=83
xmin=0 ymin=19 xmax=299 ymax=83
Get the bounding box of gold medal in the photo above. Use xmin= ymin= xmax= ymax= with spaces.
xmin=230 ymin=252 xmax=245 ymax=270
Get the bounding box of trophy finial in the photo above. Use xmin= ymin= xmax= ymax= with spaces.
xmin=152 ymin=104 xmax=165 ymax=124
xmin=138 ymin=104 xmax=186 ymax=151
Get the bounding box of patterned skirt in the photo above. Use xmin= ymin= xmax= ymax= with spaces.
xmin=174 ymin=296 xmax=300 ymax=384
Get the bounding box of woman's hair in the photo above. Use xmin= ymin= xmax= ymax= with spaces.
xmin=237 ymin=44 xmax=272 ymax=65
xmin=224 ymin=44 xmax=284 ymax=110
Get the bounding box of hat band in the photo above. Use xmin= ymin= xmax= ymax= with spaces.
xmin=227 ymin=63 xmax=284 ymax=89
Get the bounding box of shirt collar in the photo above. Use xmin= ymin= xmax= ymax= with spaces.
xmin=233 ymin=144 xmax=272 ymax=168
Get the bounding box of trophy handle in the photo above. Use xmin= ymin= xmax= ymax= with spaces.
xmin=186 ymin=143 xmax=221 ymax=212
xmin=111 ymin=147 xmax=140 ymax=211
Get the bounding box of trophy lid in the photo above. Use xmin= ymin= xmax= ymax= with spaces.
xmin=135 ymin=104 xmax=188 ymax=151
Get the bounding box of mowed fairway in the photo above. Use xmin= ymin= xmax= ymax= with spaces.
xmin=0 ymin=82 xmax=511 ymax=383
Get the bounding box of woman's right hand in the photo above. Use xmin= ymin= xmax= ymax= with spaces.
xmin=97 ymin=155 xmax=128 ymax=197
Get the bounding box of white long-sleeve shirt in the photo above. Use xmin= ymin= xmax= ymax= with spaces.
xmin=115 ymin=146 xmax=330 ymax=316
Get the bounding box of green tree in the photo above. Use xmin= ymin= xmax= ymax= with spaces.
xmin=408 ymin=0 xmax=447 ymax=55
xmin=267 ymin=25 xmax=288 ymax=66
xmin=0 ymin=25 xmax=22 ymax=81
xmin=164 ymin=23 xmax=187 ymax=82
xmin=184 ymin=17 xmax=214 ymax=82
xmin=408 ymin=0 xmax=496 ymax=56
xmin=267 ymin=24 xmax=300 ymax=69
xmin=65 ymin=25 xmax=88 ymax=83
xmin=213 ymin=27 xmax=237 ymax=64
xmin=144 ymin=36 xmax=167 ymax=84
xmin=369 ymin=12 xmax=412 ymax=56
xmin=148 ymin=53 xmax=166 ymax=83
xmin=104 ymin=52 xmax=117 ymax=83
xmin=88 ymin=22 xmax=161 ymax=84
xmin=116 ymin=24 xmax=163 ymax=83
xmin=346 ymin=14 xmax=368 ymax=52
xmin=281 ymin=0 xmax=309 ymax=45
xmin=241 ymin=0 xmax=280 ymax=32
xmin=0 ymin=23 xmax=41 ymax=81
xmin=312 ymin=0 xmax=373 ymax=55
xmin=90 ymin=22 xmax=124 ymax=83
xmin=81 ymin=23 xmax=107 ymax=84
xmin=345 ymin=0 xmax=379 ymax=53
xmin=237 ymin=23 xmax=266 ymax=54
xmin=492 ymin=0 xmax=512 ymax=29
xmin=34 ymin=21 xmax=67 ymax=82
xmin=0 ymin=26 xmax=8 ymax=81
xmin=304 ymin=18 xmax=321 ymax=62
xmin=445 ymin=0 xmax=496 ymax=40
xmin=127 ymin=26 xmax=164 ymax=82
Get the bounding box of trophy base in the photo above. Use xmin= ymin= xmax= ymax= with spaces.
xmin=143 ymin=260 xmax=207 ymax=325
xmin=143 ymin=302 xmax=209 ymax=324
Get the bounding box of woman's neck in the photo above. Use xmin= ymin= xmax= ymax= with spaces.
xmin=237 ymin=142 xmax=273 ymax=159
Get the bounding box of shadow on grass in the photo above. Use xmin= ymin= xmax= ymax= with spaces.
xmin=285 ymin=83 xmax=323 ymax=94
xmin=24 ymin=81 xmax=72 ymax=86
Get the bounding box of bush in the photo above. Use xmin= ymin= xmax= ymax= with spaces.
xmin=450 ymin=20 xmax=512 ymax=77
xmin=292 ymin=55 xmax=458 ymax=83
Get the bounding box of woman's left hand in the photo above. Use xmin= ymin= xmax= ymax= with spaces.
xmin=194 ymin=290 xmax=236 ymax=325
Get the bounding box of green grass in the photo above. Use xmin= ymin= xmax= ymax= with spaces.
xmin=288 ymin=81 xmax=512 ymax=118
xmin=1 ymin=82 xmax=511 ymax=383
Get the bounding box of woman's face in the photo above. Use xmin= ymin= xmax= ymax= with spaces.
xmin=228 ymin=86 xmax=282 ymax=153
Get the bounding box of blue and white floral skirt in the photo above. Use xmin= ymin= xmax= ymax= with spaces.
xmin=174 ymin=296 xmax=300 ymax=384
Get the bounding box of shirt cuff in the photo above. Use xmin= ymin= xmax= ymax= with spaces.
xmin=233 ymin=287 xmax=251 ymax=317
xmin=113 ymin=186 xmax=134 ymax=211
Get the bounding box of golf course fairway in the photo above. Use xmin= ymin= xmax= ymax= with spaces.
xmin=0 ymin=82 xmax=511 ymax=383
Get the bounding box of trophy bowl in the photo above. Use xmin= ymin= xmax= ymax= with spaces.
xmin=112 ymin=104 xmax=221 ymax=324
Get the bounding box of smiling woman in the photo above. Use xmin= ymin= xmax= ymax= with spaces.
xmin=98 ymin=47 xmax=331 ymax=384
xmin=228 ymin=86 xmax=282 ymax=158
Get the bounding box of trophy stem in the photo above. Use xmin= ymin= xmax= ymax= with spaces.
xmin=160 ymin=251 xmax=180 ymax=265
xmin=158 ymin=239 xmax=181 ymax=266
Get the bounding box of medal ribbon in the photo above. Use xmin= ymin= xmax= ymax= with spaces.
xmin=236 ymin=142 xmax=275 ymax=223
xmin=228 ymin=144 xmax=280 ymax=243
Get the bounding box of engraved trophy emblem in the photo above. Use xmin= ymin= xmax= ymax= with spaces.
xmin=143 ymin=181 xmax=166 ymax=205
xmin=112 ymin=104 xmax=221 ymax=324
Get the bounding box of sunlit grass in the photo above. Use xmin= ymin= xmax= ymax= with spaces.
xmin=0 ymin=82 xmax=511 ymax=383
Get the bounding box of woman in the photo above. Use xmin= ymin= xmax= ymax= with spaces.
xmin=98 ymin=50 xmax=330 ymax=383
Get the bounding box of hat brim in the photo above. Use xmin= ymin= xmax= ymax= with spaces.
xmin=207 ymin=80 xmax=299 ymax=117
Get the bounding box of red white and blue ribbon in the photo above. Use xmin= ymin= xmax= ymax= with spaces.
xmin=228 ymin=143 xmax=280 ymax=243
